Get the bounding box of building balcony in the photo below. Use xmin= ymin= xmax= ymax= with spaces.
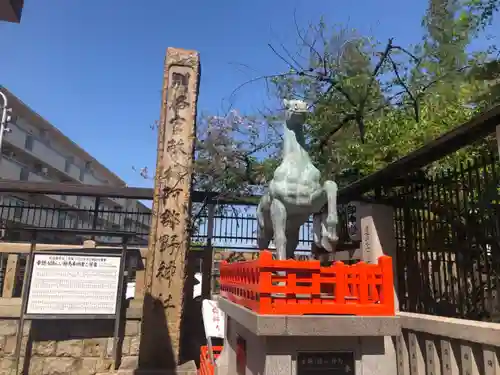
xmin=4 ymin=123 xmax=27 ymax=152
xmin=0 ymin=0 xmax=23 ymax=23
xmin=4 ymin=123 xmax=151 ymax=220
xmin=110 ymin=197 xmax=127 ymax=207
xmin=0 ymin=158 xmax=90 ymax=213
xmin=0 ymin=157 xmax=21 ymax=180
xmin=84 ymin=171 xmax=105 ymax=186
xmin=5 ymin=123 xmax=79 ymax=180
xmin=31 ymin=140 xmax=67 ymax=176
xmin=27 ymin=171 xmax=78 ymax=206
xmin=5 ymin=123 xmax=118 ymax=191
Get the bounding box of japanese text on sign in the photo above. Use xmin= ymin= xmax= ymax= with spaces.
xmin=297 ymin=352 xmax=355 ymax=375
xmin=26 ymin=253 xmax=121 ymax=316
xmin=346 ymin=202 xmax=360 ymax=241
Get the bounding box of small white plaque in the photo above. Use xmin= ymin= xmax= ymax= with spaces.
xmin=202 ymin=299 xmax=225 ymax=339
xmin=26 ymin=253 xmax=122 ymax=316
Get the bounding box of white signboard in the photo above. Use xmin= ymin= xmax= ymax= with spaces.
xmin=26 ymin=253 xmax=122 ymax=316
xmin=202 ymin=299 xmax=225 ymax=339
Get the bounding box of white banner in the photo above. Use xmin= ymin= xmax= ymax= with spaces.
xmin=202 ymin=299 xmax=225 ymax=339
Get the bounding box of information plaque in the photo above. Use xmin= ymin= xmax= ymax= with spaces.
xmin=297 ymin=351 xmax=355 ymax=375
xmin=25 ymin=252 xmax=122 ymax=317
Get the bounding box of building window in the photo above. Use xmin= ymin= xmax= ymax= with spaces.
xmin=13 ymin=198 xmax=25 ymax=220
xmin=79 ymin=168 xmax=84 ymax=181
xmin=76 ymin=196 xmax=82 ymax=207
xmin=20 ymin=168 xmax=29 ymax=181
xmin=24 ymin=135 xmax=33 ymax=151
xmin=61 ymin=195 xmax=67 ymax=202
xmin=64 ymin=157 xmax=73 ymax=174
xmin=33 ymin=163 xmax=43 ymax=174
xmin=72 ymin=215 xmax=79 ymax=229
xmin=13 ymin=207 xmax=22 ymax=220
xmin=2 ymin=149 xmax=15 ymax=159
xmin=58 ymin=212 xmax=67 ymax=228
xmin=9 ymin=231 xmax=21 ymax=242
xmin=124 ymin=218 xmax=134 ymax=230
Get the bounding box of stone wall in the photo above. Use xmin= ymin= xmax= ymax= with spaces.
xmin=0 ymin=314 xmax=141 ymax=375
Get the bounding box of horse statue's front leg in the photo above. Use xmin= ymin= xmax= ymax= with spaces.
xmin=270 ymin=199 xmax=288 ymax=289
xmin=312 ymin=181 xmax=339 ymax=253
xmin=270 ymin=199 xmax=287 ymax=260
xmin=322 ymin=180 xmax=339 ymax=251
xmin=257 ymin=192 xmax=273 ymax=250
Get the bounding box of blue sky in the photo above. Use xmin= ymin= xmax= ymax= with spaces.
xmin=0 ymin=0 xmax=465 ymax=189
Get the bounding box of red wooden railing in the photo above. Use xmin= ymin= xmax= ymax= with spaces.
xmin=199 ymin=345 xmax=223 ymax=375
xmin=219 ymin=250 xmax=395 ymax=316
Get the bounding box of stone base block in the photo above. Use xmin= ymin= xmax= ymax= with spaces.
xmin=218 ymin=297 xmax=400 ymax=336
xmin=217 ymin=298 xmax=401 ymax=375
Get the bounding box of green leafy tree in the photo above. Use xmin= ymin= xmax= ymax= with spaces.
xmin=268 ymin=4 xmax=496 ymax=184
xmin=464 ymin=0 xmax=500 ymax=31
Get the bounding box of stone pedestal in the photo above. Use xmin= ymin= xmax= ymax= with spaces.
xmin=216 ymin=298 xmax=400 ymax=375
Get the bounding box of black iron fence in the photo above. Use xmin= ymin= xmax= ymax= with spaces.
xmin=0 ymin=198 xmax=151 ymax=244
xmin=0 ymin=202 xmax=151 ymax=232
xmin=191 ymin=202 xmax=351 ymax=251
xmin=335 ymin=106 xmax=500 ymax=323
xmin=0 ymin=187 xmax=353 ymax=251
xmin=384 ymin=152 xmax=500 ymax=322
xmin=0 ymin=202 xmax=352 ymax=251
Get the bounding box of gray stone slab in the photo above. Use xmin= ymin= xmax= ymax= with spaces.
xmin=399 ymin=311 xmax=500 ymax=347
xmin=218 ymin=297 xmax=288 ymax=335
xmin=108 ymin=360 xmax=197 ymax=375
xmin=218 ymin=297 xmax=400 ymax=337
xmin=286 ymin=315 xmax=400 ymax=336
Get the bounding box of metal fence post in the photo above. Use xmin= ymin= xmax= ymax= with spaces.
xmin=202 ymin=203 xmax=215 ymax=299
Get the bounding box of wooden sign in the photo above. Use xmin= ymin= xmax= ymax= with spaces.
xmin=297 ymin=351 xmax=355 ymax=374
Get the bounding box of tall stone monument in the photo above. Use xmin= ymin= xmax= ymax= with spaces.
xmin=139 ymin=48 xmax=200 ymax=370
xmin=256 ymin=99 xmax=339 ymax=260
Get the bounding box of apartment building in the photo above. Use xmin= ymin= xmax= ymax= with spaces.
xmin=0 ymin=0 xmax=23 ymax=23
xmin=0 ymin=87 xmax=151 ymax=244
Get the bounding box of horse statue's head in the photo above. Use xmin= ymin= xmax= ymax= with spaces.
xmin=283 ymin=99 xmax=308 ymax=128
